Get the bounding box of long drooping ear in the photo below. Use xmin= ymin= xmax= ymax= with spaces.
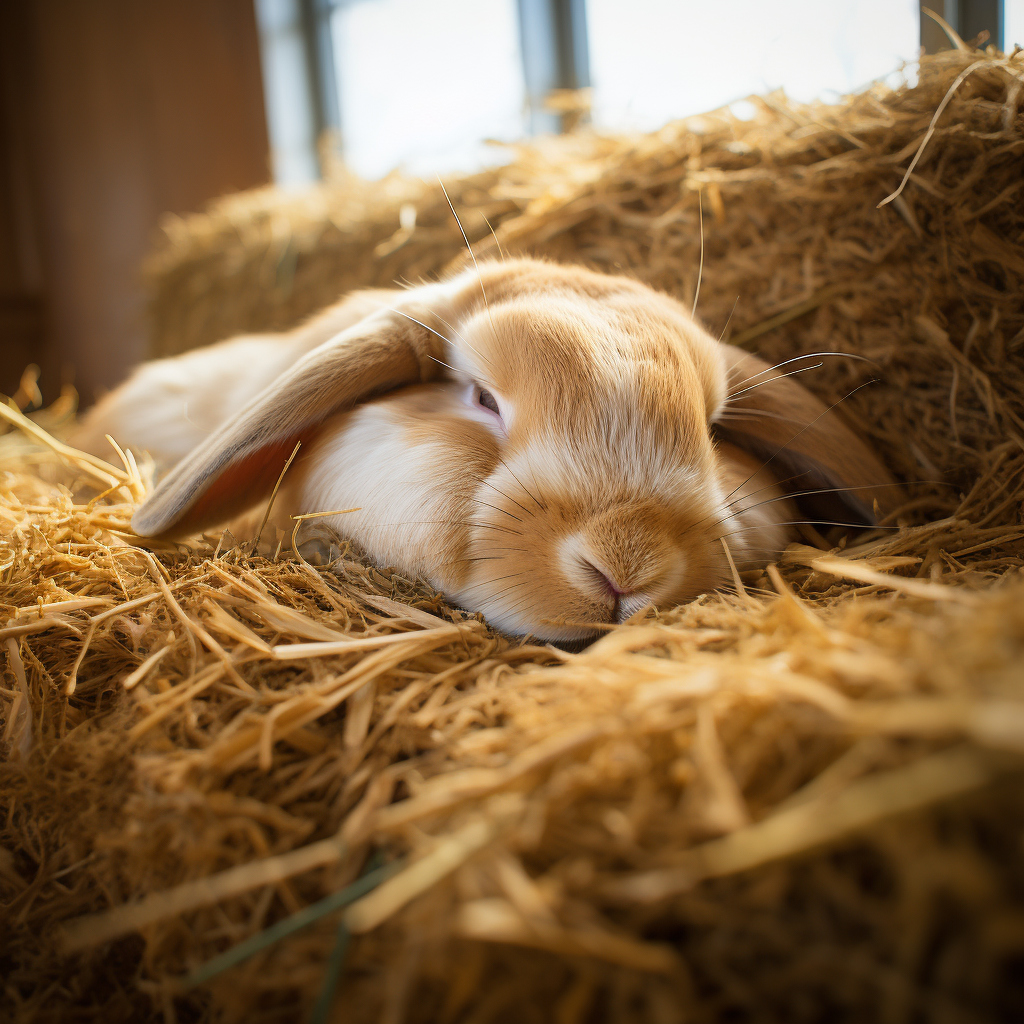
xmin=712 ymin=344 xmax=902 ymax=524
xmin=131 ymin=289 xmax=464 ymax=538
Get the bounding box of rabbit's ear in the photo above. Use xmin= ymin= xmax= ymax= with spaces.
xmin=131 ymin=292 xmax=461 ymax=538
xmin=712 ymin=344 xmax=901 ymax=524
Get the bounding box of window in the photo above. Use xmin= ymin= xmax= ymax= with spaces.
xmin=587 ymin=0 xmax=920 ymax=133
xmin=329 ymin=0 xmax=525 ymax=179
xmin=256 ymin=0 xmax=1018 ymax=186
xmin=1008 ymin=0 xmax=1024 ymax=47
xmin=255 ymin=0 xmax=323 ymax=187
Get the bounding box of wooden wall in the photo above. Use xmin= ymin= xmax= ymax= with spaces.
xmin=0 ymin=0 xmax=270 ymax=407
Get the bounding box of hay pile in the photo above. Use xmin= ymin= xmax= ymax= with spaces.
xmin=4 ymin=42 xmax=1024 ymax=1024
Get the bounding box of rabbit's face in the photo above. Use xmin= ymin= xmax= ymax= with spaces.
xmin=445 ymin=294 xmax=737 ymax=638
xmin=290 ymin=287 xmax=744 ymax=640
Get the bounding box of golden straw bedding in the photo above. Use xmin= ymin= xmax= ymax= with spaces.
xmin=3 ymin=43 xmax=1024 ymax=1024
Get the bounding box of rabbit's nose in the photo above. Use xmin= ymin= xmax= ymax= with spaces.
xmin=561 ymin=512 xmax=679 ymax=609
xmin=582 ymin=559 xmax=636 ymax=599
xmin=579 ymin=548 xmax=664 ymax=603
xmin=580 ymin=558 xmax=657 ymax=624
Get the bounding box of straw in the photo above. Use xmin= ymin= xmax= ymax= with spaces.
xmin=3 ymin=43 xmax=1024 ymax=1024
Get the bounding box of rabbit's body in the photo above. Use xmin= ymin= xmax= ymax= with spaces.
xmin=76 ymin=258 xmax=897 ymax=640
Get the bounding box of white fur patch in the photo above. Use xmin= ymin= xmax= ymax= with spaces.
xmin=291 ymin=403 xmax=461 ymax=587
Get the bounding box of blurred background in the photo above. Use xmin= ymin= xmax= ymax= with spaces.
xmin=1 ymin=0 xmax=1020 ymax=408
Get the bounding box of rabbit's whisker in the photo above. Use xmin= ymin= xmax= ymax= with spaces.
xmin=726 ymin=362 xmax=824 ymax=400
xmin=719 ymin=478 xmax=904 ymax=517
xmin=495 ymin=456 xmax=547 ymax=512
xmin=388 ymin=309 xmax=462 ymax=373
xmin=181 ymin=400 xmax=210 ymax=434
xmin=438 ymin=556 xmax=506 ymax=570
xmin=718 ymin=380 xmax=878 ymax=511
xmin=482 ymin=577 xmax=531 ymax=603
xmin=692 ymin=191 xmax=704 ymax=318
xmin=341 ymin=519 xmax=522 ymax=538
xmin=718 ymin=296 xmax=740 ymax=342
xmin=490 ymin=586 xmax=540 ymax=623
xmin=426 ymin=309 xmax=494 ymax=371
xmin=727 ymin=350 xmax=879 ymax=394
xmin=716 ymin=408 xmax=808 ymax=425
xmin=480 ymin=210 xmax=506 ymax=262
xmin=687 ymin=469 xmax=807 ymax=535
xmin=491 ymin=580 xmax=532 ymax=605
xmin=523 ymin=463 xmax=549 ymax=512
xmin=438 ymin=177 xmax=495 ymax=330
xmin=479 ymin=478 xmax=533 ymax=518
xmin=427 ymin=354 xmax=461 ymax=375
xmin=425 ymin=309 xmax=471 ymax=347
xmin=458 ymin=571 xmax=525 ymax=598
xmin=462 ymin=521 xmax=523 ymax=537
xmin=470 ymin=498 xmax=523 ymax=523
xmin=705 ymin=481 xmax=909 ymax=533
xmin=713 ymin=520 xmax=899 ymax=543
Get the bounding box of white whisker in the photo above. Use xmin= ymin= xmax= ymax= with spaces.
xmin=692 ymin=190 xmax=704 ymax=318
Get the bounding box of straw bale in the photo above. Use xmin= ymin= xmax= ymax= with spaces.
xmin=4 ymin=44 xmax=1024 ymax=1024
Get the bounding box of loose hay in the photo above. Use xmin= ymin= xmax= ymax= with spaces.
xmin=4 ymin=43 xmax=1024 ymax=1024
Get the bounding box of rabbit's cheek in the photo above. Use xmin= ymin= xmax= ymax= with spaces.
xmin=284 ymin=397 xmax=496 ymax=592
xmin=710 ymin=444 xmax=800 ymax=571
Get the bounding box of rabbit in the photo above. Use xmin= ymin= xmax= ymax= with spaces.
xmin=75 ymin=257 xmax=899 ymax=641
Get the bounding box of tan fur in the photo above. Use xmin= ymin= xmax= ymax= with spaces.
xmin=76 ymin=257 xmax=900 ymax=640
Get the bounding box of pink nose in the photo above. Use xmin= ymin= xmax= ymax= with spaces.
xmin=585 ymin=561 xmax=634 ymax=599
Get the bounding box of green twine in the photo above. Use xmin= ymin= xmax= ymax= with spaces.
xmin=180 ymin=859 xmax=398 ymax=991
xmin=308 ymin=919 xmax=352 ymax=1024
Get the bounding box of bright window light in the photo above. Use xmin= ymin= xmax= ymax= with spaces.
xmin=329 ymin=0 xmax=526 ymax=180
xmin=586 ymin=0 xmax=921 ymax=133
xmin=259 ymin=1 xmax=971 ymax=185
xmin=1007 ymin=0 xmax=1024 ymax=48
xmin=255 ymin=0 xmax=322 ymax=187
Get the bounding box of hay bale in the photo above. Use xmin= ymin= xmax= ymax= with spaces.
xmin=3 ymin=45 xmax=1024 ymax=1024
